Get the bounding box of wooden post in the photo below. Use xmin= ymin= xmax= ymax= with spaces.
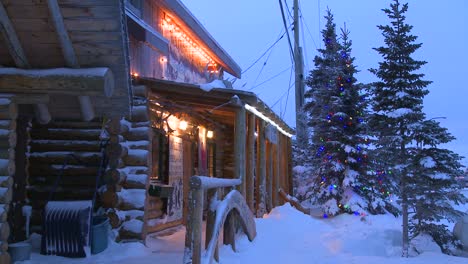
xmin=205 ymin=189 xmax=219 ymax=262
xmin=184 ymin=184 xmax=203 ymax=264
xmin=287 ymin=138 xmax=293 ymax=195
xmin=257 ymin=120 xmax=266 ymax=217
xmin=267 ymin=141 xmax=273 ymax=212
xmin=246 ymin=114 xmax=255 ymax=212
xmin=234 ymin=106 xmax=246 ymax=195
xmin=274 ymin=131 xmax=281 ymax=206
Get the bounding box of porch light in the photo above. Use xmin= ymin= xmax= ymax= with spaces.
xmin=206 ymin=130 xmax=214 ymax=139
xmin=179 ymin=120 xmax=188 ymax=130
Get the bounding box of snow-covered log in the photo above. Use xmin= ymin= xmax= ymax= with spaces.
xmin=123 ymin=149 xmax=148 ymax=167
xmin=130 ymin=105 xmax=149 ymax=122
xmin=0 ymin=67 xmax=115 ymax=97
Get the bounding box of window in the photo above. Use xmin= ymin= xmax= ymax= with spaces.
xmin=152 ymin=129 xmax=169 ymax=184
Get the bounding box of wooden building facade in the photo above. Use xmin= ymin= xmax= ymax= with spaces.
xmin=0 ymin=0 xmax=293 ymax=262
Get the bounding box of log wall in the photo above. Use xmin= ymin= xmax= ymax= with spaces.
xmin=0 ymin=96 xmax=16 ymax=264
xmin=107 ymin=86 xmax=150 ymax=241
xmin=27 ymin=119 xmax=103 ymax=234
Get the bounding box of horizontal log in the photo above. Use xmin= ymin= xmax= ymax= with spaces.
xmin=0 ymin=102 xmax=17 ymax=120
xmin=0 ymin=120 xmax=15 ymax=130
xmin=103 ymin=168 xmax=125 ymax=185
xmin=0 ymin=159 xmax=14 ymax=177
xmin=123 ymin=127 xmax=149 ymax=141
xmin=0 ymin=67 xmax=114 ymax=97
xmin=0 ymin=241 xmax=8 ymax=252
xmin=101 ymin=189 xmax=120 ymax=209
xmin=0 ymin=188 xmax=12 ymax=204
xmin=38 ymin=121 xmax=102 ymax=129
xmin=27 ymin=186 xmax=95 ymax=202
xmin=132 ymin=85 xmax=147 ymax=98
xmin=118 ymin=189 xmax=145 ymax=210
xmin=0 ymin=177 xmax=12 ymax=188
xmin=0 ymin=204 xmax=8 ymax=223
xmin=130 ymin=105 xmax=148 ymax=122
xmin=0 ymin=130 xmax=16 ymax=149
xmin=0 ymin=148 xmax=14 ymax=160
xmin=30 ymin=128 xmax=101 ymax=141
xmin=29 ymin=140 xmax=101 ymax=152
xmin=106 ymin=209 xmax=123 ymax=229
xmin=28 ymin=164 xmax=99 ymax=178
xmin=119 ymin=219 xmax=143 ymax=240
xmin=28 ymin=174 xmax=98 ymax=187
xmin=12 ymin=94 xmax=49 ymax=105
xmin=29 ymin=151 xmax=101 ymax=165
xmin=123 ymin=174 xmax=147 ymax=189
xmin=122 ymin=149 xmax=148 ymax=167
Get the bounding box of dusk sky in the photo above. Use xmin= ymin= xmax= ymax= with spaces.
xmin=182 ymin=0 xmax=468 ymax=166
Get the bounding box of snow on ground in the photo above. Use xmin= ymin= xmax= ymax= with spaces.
xmin=20 ymin=192 xmax=468 ymax=264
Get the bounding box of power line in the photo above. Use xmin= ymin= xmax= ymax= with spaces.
xmin=271 ymin=67 xmax=293 ymax=109
xmin=298 ymin=3 xmax=318 ymax=50
xmin=252 ymin=28 xmax=285 ymax=87
xmin=241 ymin=29 xmax=287 ymax=75
xmin=282 ymin=75 xmax=295 ymax=119
xmin=279 ymin=0 xmax=294 ymax=63
xmin=248 ymin=66 xmax=292 ymax=91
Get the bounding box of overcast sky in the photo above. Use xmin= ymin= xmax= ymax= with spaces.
xmin=182 ymin=0 xmax=468 ymax=166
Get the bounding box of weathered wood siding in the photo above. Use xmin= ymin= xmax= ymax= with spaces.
xmin=0 ymin=0 xmax=131 ymax=117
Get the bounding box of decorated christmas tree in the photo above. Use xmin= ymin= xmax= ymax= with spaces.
xmin=304 ymin=10 xmax=368 ymax=216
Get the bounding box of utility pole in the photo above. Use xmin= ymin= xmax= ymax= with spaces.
xmin=293 ymin=0 xmax=306 ymax=147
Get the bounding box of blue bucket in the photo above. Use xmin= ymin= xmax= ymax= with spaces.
xmin=92 ymin=216 xmax=109 ymax=255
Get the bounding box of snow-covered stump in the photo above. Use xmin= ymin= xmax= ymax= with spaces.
xmin=0 ymin=97 xmax=16 ymax=263
xmin=453 ymin=214 xmax=468 ymax=251
xmin=184 ymin=176 xmax=256 ymax=264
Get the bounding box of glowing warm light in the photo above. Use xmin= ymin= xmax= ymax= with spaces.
xmin=206 ymin=130 xmax=214 ymax=139
xmin=179 ymin=120 xmax=188 ymax=130
xmin=244 ymin=104 xmax=293 ymax=138
xmin=160 ymin=56 xmax=167 ymax=63
xmin=131 ymin=72 xmax=139 ymax=77
xmin=161 ymin=14 xmax=217 ymax=70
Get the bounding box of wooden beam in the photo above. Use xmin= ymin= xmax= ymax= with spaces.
xmin=0 ymin=67 xmax=115 ymax=97
xmin=47 ymin=0 xmax=98 ymax=122
xmin=78 ymin=95 xmax=95 ymax=121
xmin=257 ymin=119 xmax=266 ymax=217
xmin=33 ymin=103 xmax=51 ymax=124
xmin=274 ymin=132 xmax=281 ymax=206
xmin=234 ymin=106 xmax=246 ymax=196
xmin=246 ymin=113 xmax=255 ymax=212
xmin=0 ymin=2 xmax=29 ymax=68
xmin=12 ymin=94 xmax=49 ymax=105
xmin=47 ymin=0 xmax=78 ymax=67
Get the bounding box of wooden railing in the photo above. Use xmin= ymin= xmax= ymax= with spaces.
xmin=183 ymin=176 xmax=256 ymax=264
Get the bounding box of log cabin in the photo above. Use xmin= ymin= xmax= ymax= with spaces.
xmin=0 ymin=0 xmax=294 ymax=262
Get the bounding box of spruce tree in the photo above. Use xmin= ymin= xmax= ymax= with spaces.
xmin=304 ymin=10 xmax=368 ymax=216
xmin=408 ymin=120 xmax=467 ymax=254
xmin=370 ymin=0 xmax=467 ymax=256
